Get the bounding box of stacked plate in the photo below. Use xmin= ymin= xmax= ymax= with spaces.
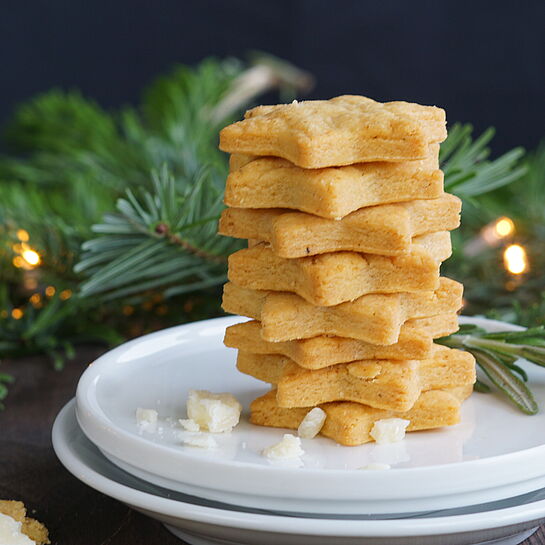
xmin=53 ymin=315 xmax=545 ymax=545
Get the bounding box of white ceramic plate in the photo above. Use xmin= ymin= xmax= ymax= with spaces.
xmin=75 ymin=316 xmax=545 ymax=514
xmin=53 ymin=400 xmax=544 ymax=545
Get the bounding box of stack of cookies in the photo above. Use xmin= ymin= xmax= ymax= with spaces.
xmin=218 ymin=95 xmax=476 ymax=446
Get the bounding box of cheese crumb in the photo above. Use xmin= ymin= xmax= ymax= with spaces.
xmin=297 ymin=407 xmax=326 ymax=439
xmin=183 ymin=435 xmax=218 ymax=449
xmin=179 ymin=418 xmax=200 ymax=432
xmin=135 ymin=408 xmax=158 ymax=433
xmin=0 ymin=513 xmax=35 ymax=545
xmin=370 ymin=418 xmax=410 ymax=444
xmin=263 ymin=434 xmax=304 ymax=460
xmin=360 ymin=463 xmax=391 ymax=470
xmin=186 ymin=390 xmax=241 ymax=433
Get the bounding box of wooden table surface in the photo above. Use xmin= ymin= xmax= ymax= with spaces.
xmin=1 ymin=347 xmax=544 ymax=545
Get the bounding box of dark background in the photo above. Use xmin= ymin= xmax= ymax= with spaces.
xmin=1 ymin=0 xmax=544 ymax=154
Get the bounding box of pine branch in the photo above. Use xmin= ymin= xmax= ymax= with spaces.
xmin=76 ymin=167 xmax=241 ymax=300
xmin=441 ymin=124 xmax=526 ymax=198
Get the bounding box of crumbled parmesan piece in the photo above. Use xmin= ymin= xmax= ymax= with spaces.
xmin=183 ymin=435 xmax=218 ymax=449
xmin=135 ymin=408 xmax=158 ymax=433
xmin=297 ymin=407 xmax=326 ymax=439
xmin=262 ymin=434 xmax=304 ymax=460
xmin=360 ymin=463 xmax=391 ymax=470
xmin=186 ymin=390 xmax=242 ymax=433
xmin=370 ymin=418 xmax=410 ymax=444
xmin=0 ymin=513 xmax=35 ymax=545
xmin=179 ymin=418 xmax=200 ymax=432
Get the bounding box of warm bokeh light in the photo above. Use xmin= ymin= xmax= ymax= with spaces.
xmin=29 ymin=293 xmax=42 ymax=306
xmin=503 ymin=244 xmax=528 ymax=275
xmin=45 ymin=286 xmax=56 ymax=297
xmin=16 ymin=229 xmax=29 ymax=242
xmin=494 ymin=217 xmax=515 ymax=238
xmin=22 ymin=249 xmax=41 ymax=266
xmin=482 ymin=216 xmax=516 ymax=246
xmin=11 ymin=308 xmax=23 ymax=320
xmin=60 ymin=289 xmax=72 ymax=300
xmin=11 ymin=235 xmax=41 ymax=269
xmin=12 ymin=256 xmax=25 ymax=268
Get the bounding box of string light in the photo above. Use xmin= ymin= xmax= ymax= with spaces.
xmin=12 ymin=256 xmax=25 ymax=268
xmin=11 ymin=234 xmax=41 ymax=269
xmin=45 ymin=286 xmax=56 ymax=297
xmin=22 ymin=249 xmax=40 ymax=266
xmin=464 ymin=216 xmax=516 ymax=257
xmin=29 ymin=293 xmax=41 ymax=306
xmin=482 ymin=216 xmax=516 ymax=245
xmin=16 ymin=229 xmax=29 ymax=242
xmin=60 ymin=289 xmax=72 ymax=300
xmin=494 ymin=217 xmax=515 ymax=238
xmin=11 ymin=308 xmax=23 ymax=320
xmin=503 ymin=244 xmax=529 ymax=275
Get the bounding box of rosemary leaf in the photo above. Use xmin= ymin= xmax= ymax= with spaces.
xmin=472 ymin=348 xmax=538 ymax=415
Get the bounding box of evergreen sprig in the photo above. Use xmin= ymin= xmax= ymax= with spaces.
xmin=0 ymin=54 xmax=539 ymax=413
xmin=440 ymin=124 xmax=526 ymax=198
xmin=76 ymin=166 xmax=242 ymax=300
xmin=437 ymin=324 xmax=545 ymax=414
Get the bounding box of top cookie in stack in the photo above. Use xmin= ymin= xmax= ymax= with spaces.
xmin=218 ymin=95 xmax=475 ymax=446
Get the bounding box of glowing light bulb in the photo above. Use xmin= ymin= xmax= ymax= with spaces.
xmin=503 ymin=244 xmax=528 ymax=275
xmin=11 ymin=308 xmax=23 ymax=320
xmin=60 ymin=289 xmax=72 ymax=300
xmin=16 ymin=229 xmax=29 ymax=242
xmin=494 ymin=217 xmax=515 ymax=238
xmin=22 ymin=249 xmax=40 ymax=266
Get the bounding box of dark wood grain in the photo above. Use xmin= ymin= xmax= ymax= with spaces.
xmin=0 ymin=347 xmax=183 ymax=545
xmin=529 ymin=527 xmax=545 ymax=544
xmin=0 ymin=348 xmax=543 ymax=544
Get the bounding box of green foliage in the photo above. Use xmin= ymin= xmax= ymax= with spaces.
xmin=440 ymin=124 xmax=526 ymax=198
xmin=438 ymin=324 xmax=545 ymax=414
xmin=442 ymin=141 xmax=545 ymax=322
xmin=0 ymin=58 xmax=245 ymax=380
xmin=76 ymin=166 xmax=242 ymax=300
xmin=0 ymin=54 xmax=541 ymax=414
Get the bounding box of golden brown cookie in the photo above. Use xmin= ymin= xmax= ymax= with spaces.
xmin=224 ymin=152 xmax=443 ymax=220
xmin=227 ymin=241 xmax=448 ymax=307
xmin=219 ymin=195 xmax=460 ymax=258
xmin=237 ymin=345 xmax=476 ymax=411
xmin=0 ymin=500 xmax=50 ymax=544
xmin=222 ymin=276 xmax=461 ymax=344
xmin=250 ymin=385 xmax=472 ymax=446
xmin=220 ymin=95 xmax=446 ymax=168
xmin=224 ymin=314 xmax=459 ymax=367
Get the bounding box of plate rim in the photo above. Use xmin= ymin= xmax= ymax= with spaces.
xmin=53 ymin=399 xmax=545 ymax=538
xmin=75 ymin=315 xmax=545 ymax=503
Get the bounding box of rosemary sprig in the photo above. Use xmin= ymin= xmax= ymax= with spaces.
xmin=437 ymin=324 xmax=545 ymax=414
